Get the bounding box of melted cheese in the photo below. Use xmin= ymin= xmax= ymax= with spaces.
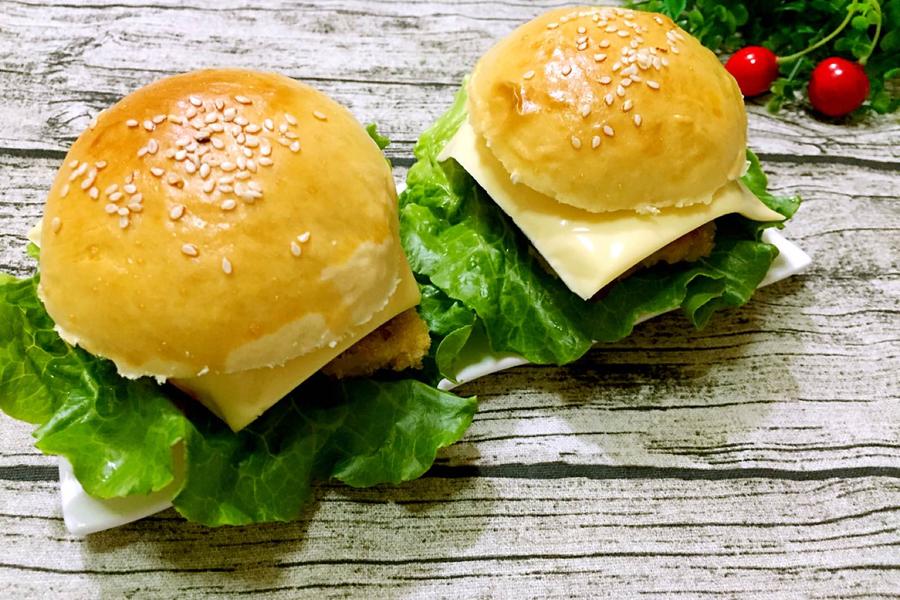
xmin=442 ymin=120 xmax=784 ymax=300
xmin=171 ymin=269 xmax=421 ymax=432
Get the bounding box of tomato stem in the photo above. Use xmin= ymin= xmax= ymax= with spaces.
xmin=777 ymin=5 xmax=856 ymax=64
xmin=860 ymin=1 xmax=882 ymax=66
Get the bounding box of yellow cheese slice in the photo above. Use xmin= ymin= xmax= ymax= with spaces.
xmin=442 ymin=120 xmax=785 ymax=300
xmin=171 ymin=267 xmax=421 ymax=432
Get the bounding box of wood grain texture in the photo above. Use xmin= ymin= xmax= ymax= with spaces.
xmin=0 ymin=0 xmax=898 ymax=598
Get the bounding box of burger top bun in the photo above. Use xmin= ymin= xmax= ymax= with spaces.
xmin=39 ymin=69 xmax=407 ymax=379
xmin=467 ymin=6 xmax=748 ymax=214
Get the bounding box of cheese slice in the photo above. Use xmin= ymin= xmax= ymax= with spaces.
xmin=442 ymin=120 xmax=785 ymax=300
xmin=171 ymin=268 xmax=421 ymax=432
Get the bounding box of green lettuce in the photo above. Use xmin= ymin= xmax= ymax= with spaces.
xmin=400 ymin=86 xmax=800 ymax=376
xmin=0 ymin=272 xmax=476 ymax=526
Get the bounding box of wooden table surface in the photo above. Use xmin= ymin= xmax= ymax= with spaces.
xmin=1 ymin=1 xmax=898 ymax=598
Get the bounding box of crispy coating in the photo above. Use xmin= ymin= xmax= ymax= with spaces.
xmin=323 ymin=309 xmax=432 ymax=379
xmin=641 ymin=222 xmax=717 ymax=269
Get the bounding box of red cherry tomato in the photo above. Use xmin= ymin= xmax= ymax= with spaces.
xmin=725 ymin=46 xmax=779 ymax=97
xmin=807 ymin=57 xmax=870 ymax=117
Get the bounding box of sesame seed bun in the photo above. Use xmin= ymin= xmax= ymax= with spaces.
xmin=467 ymin=6 xmax=747 ymax=213
xmin=39 ymin=69 xmax=410 ymax=379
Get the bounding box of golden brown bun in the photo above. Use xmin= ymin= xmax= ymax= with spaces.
xmin=467 ymin=6 xmax=747 ymax=213
xmin=39 ymin=69 xmax=407 ymax=378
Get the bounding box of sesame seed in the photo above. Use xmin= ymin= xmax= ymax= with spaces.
xmin=245 ymin=123 xmax=261 ymax=134
xmin=214 ymin=99 xmax=225 ymax=111
xmin=260 ymin=144 xmax=272 ymax=157
xmin=174 ymin=150 xmax=187 ymax=161
xmin=202 ymin=180 xmax=215 ymax=194
xmin=119 ymin=217 xmax=129 ymax=229
xmin=605 ymin=93 xmax=615 ymax=105
xmin=246 ymin=159 xmax=257 ymax=173
xmin=131 ymin=193 xmax=142 ymax=204
xmin=634 ymin=114 xmax=643 ymax=127
xmin=137 ymin=147 xmax=149 ymax=158
xmin=105 ymin=184 xmax=118 ymax=195
xmin=80 ymin=178 xmax=93 ymax=191
xmin=169 ymin=204 xmax=185 ymax=220
xmin=126 ymin=119 xmax=138 ymax=128
xmin=263 ymin=118 xmax=274 ymax=131
xmin=203 ymin=112 xmax=218 ymax=124
xmin=277 ymin=137 xmax=290 ymax=147
xmin=68 ymin=159 xmax=79 ymax=169
xmin=284 ymin=113 xmax=298 ymax=126
xmin=661 ymin=57 xmax=670 ymax=67
xmin=654 ymin=16 xmax=663 ymax=25
xmin=235 ymin=132 xmax=246 ymax=144
xmin=218 ymin=184 xmax=233 ymax=193
xmin=616 ymin=85 xmax=626 ymax=97
xmin=221 ymin=161 xmax=236 ymax=172
xmin=278 ymin=123 xmax=289 ymax=134
xmin=117 ymin=207 xmax=129 ymax=217
xmin=236 ymin=157 xmax=247 ymax=170
xmin=234 ymin=95 xmax=252 ymax=105
xmin=577 ymin=26 xmax=586 ymax=34
xmin=150 ymin=167 xmax=165 ymax=178
xmin=61 ymin=184 xmax=69 ymax=197
xmin=153 ymin=114 xmax=166 ymax=124
xmin=605 ymin=24 xmax=617 ymax=32
xmin=222 ymin=107 xmax=236 ymax=121
xmin=594 ymin=53 xmax=607 ymax=62
xmin=198 ymin=163 xmax=210 ymax=179
xmin=612 ymin=61 xmax=621 ymax=72
xmin=105 ymin=203 xmax=118 ymax=214
xmin=599 ymin=39 xmax=610 ymax=48
xmin=221 ymin=257 xmax=233 ymax=275
xmin=561 ymin=64 xmax=572 ymax=76
xmin=189 ymin=95 xmax=202 ymax=107
xmin=209 ymin=122 xmax=224 ymax=133
xmin=523 ymin=70 xmax=535 ymax=80
xmin=242 ymin=147 xmax=253 ymax=158
xmin=289 ymin=141 xmax=301 ymax=153
xmin=147 ymin=139 xmax=159 ymax=154
xmin=621 ymin=78 xmax=633 ymax=87
xmin=297 ymin=231 xmax=310 ymax=243
xmin=219 ymin=175 xmax=234 ymax=185
xmin=547 ymin=22 xmax=558 ymax=29
xmin=244 ymin=135 xmax=259 ymax=148
xmin=108 ymin=191 xmax=123 ymax=202
xmin=570 ymin=135 xmax=582 ymax=150
xmin=181 ymin=244 xmax=198 ymax=257
xmin=603 ymin=125 xmax=615 ymax=137
xmin=123 ymin=183 xmax=137 ymax=195
xmin=290 ymin=241 xmax=302 ymax=257
xmin=211 ymin=137 xmax=225 ymax=150
xmin=258 ymin=156 xmax=273 ymax=167
xmin=50 ymin=217 xmax=61 ymax=233
xmin=313 ymin=110 xmax=327 ymax=121
xmin=670 ymin=45 xmax=680 ymax=54
xmin=623 ymin=99 xmax=634 ymax=112
xmin=234 ymin=116 xmax=249 ymax=127
xmin=617 ymin=29 xmax=629 ymax=37
xmin=142 ymin=120 xmax=155 ymax=131
xmin=95 ymin=161 xmax=107 ymax=170
xmin=630 ymin=40 xmax=639 ymax=49
xmin=221 ymin=199 xmax=237 ymax=211
xmin=646 ymin=80 xmax=660 ymax=89
xmin=599 ymin=76 xmax=612 ymax=84
xmin=128 ymin=202 xmax=143 ymax=212
xmin=591 ymin=135 xmax=601 ymax=149
xmin=89 ymin=186 xmax=99 ymax=200
xmin=580 ymin=105 xmax=591 ymax=118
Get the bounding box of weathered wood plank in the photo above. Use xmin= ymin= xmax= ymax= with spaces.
xmin=0 ymin=0 xmax=897 ymax=163
xmin=1 ymin=477 xmax=898 ymax=598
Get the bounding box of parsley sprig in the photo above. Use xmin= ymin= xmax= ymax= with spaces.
xmin=626 ymin=0 xmax=899 ymax=115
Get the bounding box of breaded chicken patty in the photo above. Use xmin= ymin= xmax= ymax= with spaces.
xmin=323 ymin=308 xmax=431 ymax=378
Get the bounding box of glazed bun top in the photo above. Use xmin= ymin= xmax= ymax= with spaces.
xmin=39 ymin=69 xmax=405 ymax=379
xmin=467 ymin=6 xmax=748 ymax=213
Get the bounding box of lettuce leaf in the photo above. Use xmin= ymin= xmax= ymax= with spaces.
xmin=400 ymin=86 xmax=800 ymax=374
xmin=0 ymin=273 xmax=476 ymax=526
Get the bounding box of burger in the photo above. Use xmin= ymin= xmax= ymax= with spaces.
xmin=0 ymin=69 xmax=476 ymax=530
xmin=400 ymin=6 xmax=804 ymax=378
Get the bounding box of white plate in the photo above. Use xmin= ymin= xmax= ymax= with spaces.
xmin=59 ymin=229 xmax=810 ymax=535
